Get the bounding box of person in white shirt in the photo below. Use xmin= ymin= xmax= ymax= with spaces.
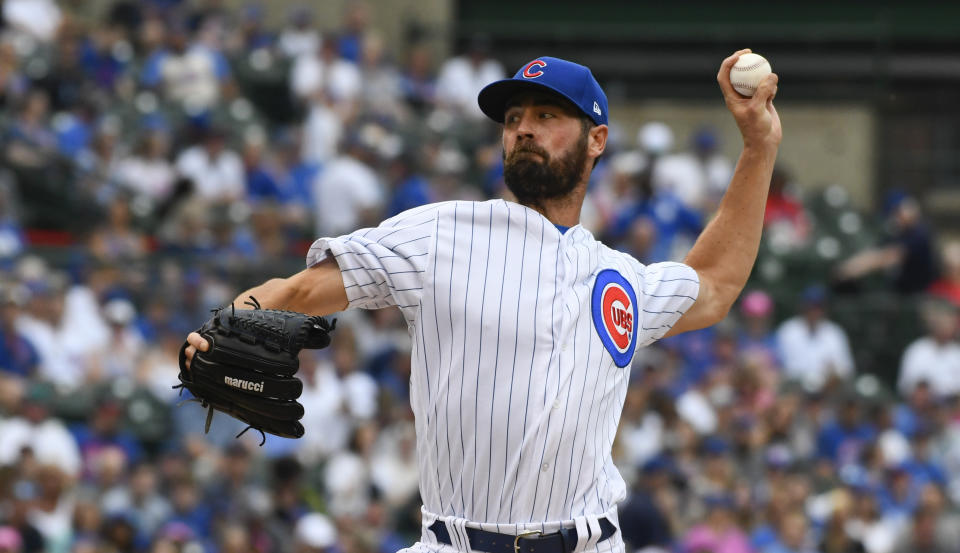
xmin=278 ymin=5 xmax=321 ymax=59
xmin=175 ymin=127 xmax=245 ymax=203
xmin=2 ymin=0 xmax=61 ymax=43
xmin=290 ymin=37 xmax=361 ymax=106
xmin=0 ymin=387 xmax=82 ymax=478
xmin=435 ymin=35 xmax=505 ymax=119
xmin=777 ymin=285 xmax=856 ymax=391
xmin=15 ymin=273 xmax=85 ymax=391
xmin=311 ymin=137 xmax=383 ymax=237
xmin=114 ymin=129 xmax=177 ymax=203
xmin=652 ymin=128 xmax=733 ymax=212
xmin=184 ymin=51 xmax=781 ymax=553
xmin=301 ymin=97 xmax=343 ymax=166
xmin=146 ymin=23 xmax=225 ymax=111
xmin=898 ymin=300 xmax=960 ymax=398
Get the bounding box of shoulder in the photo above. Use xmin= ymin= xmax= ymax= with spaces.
xmin=777 ymin=317 xmax=804 ymax=335
xmin=175 ymin=146 xmax=203 ymax=165
xmin=820 ymin=319 xmax=848 ymax=335
xmin=379 ymin=201 xmax=459 ymax=228
xmin=430 ymin=199 xmax=519 ymax=221
xmin=904 ymin=337 xmax=933 ymax=355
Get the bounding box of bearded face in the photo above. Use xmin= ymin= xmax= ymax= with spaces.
xmin=502 ymin=127 xmax=589 ymax=208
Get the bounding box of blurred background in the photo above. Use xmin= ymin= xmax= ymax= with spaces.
xmin=0 ymin=1 xmax=959 ymax=552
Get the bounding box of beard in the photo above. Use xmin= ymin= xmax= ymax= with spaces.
xmin=502 ymin=132 xmax=589 ymax=208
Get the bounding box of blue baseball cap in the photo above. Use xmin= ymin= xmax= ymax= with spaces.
xmin=478 ymin=56 xmax=608 ymax=126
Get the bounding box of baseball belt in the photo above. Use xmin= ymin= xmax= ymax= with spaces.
xmin=428 ymin=518 xmax=616 ymax=553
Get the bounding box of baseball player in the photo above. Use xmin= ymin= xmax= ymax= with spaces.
xmin=184 ymin=49 xmax=780 ymax=553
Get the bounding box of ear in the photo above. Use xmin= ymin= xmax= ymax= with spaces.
xmin=588 ymin=124 xmax=608 ymax=161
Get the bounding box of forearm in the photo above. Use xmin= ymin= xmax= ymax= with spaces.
xmin=684 ymin=145 xmax=778 ymax=301
xmin=232 ymin=278 xmax=298 ymax=309
xmin=231 ymin=258 xmax=348 ymax=316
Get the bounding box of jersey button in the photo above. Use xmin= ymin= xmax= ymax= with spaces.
xmin=541 ymin=462 xmax=550 ymax=472
xmin=552 ymin=399 xmax=561 ymax=410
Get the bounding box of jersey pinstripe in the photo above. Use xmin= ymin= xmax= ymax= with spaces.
xmin=307 ymin=199 xmax=699 ymax=544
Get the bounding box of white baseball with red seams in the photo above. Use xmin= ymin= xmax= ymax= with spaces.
xmin=730 ymin=53 xmax=772 ymax=97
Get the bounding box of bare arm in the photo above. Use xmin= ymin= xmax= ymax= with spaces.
xmin=665 ymin=49 xmax=782 ymax=337
xmin=835 ymin=245 xmax=904 ymax=281
xmin=229 ymin=257 xmax=348 ymax=314
xmin=184 ymin=257 xmax=347 ymax=367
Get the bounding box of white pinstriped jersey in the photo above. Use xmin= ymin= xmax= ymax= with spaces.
xmin=307 ymin=199 xmax=699 ymax=550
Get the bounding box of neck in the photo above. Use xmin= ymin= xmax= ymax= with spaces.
xmin=521 ymin=181 xmax=587 ymax=227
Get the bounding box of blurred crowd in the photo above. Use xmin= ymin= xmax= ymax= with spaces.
xmin=1 ymin=1 xmax=960 ymax=553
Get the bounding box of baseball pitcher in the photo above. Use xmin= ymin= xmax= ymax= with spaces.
xmin=180 ymin=49 xmax=780 ymax=553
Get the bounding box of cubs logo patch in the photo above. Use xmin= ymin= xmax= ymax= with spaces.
xmin=522 ymin=59 xmax=547 ymax=78
xmin=591 ymin=269 xmax=639 ymax=368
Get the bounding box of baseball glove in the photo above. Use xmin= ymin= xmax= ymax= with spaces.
xmin=176 ymin=297 xmax=335 ymax=444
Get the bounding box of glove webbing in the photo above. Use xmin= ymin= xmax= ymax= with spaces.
xmin=172 ymin=384 xmax=269 ymax=446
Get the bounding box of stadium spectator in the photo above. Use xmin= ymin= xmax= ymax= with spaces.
xmin=301 ymin=93 xmax=344 ymax=166
xmin=0 ymin=42 xmax=28 ymax=110
xmin=100 ymin=462 xmax=173 ymax=546
xmin=897 ymin=300 xmax=960 ymax=399
xmin=293 ymin=512 xmax=338 ymax=553
xmin=88 ymin=196 xmax=149 ymax=263
xmin=140 ymin=19 xmax=228 ymax=111
xmin=2 ymin=0 xmax=62 ymax=43
xmin=777 ymin=286 xmax=856 ymax=392
xmin=28 ymin=465 xmax=75 ymax=551
xmin=681 ymin=494 xmax=754 ymax=553
xmin=606 ymin=127 xmax=703 ymax=263
xmin=619 ymin=455 xmax=676 ymax=552
xmin=113 ymin=127 xmax=178 ymax=205
xmin=337 ymin=1 xmax=371 ymax=63
xmin=400 ymin=44 xmax=437 ymax=112
xmin=0 ymin=525 xmax=25 ymax=553
xmin=226 ymin=2 xmax=275 ymax=54
xmin=836 ymin=194 xmax=938 ymax=295
xmin=816 ymin=393 xmax=876 ymax=467
xmin=0 ymin=383 xmax=81 ymax=477
xmin=928 ymin=240 xmax=960 ymax=307
xmin=738 ymin=289 xmax=782 ymax=375
xmin=650 ymin=127 xmax=733 ymax=212
xmin=311 ymin=132 xmax=384 ymax=237
xmin=174 ymin=126 xmax=245 ymax=204
xmin=763 ymin=167 xmax=810 ymax=248
xmin=435 ymin=34 xmax=504 ymax=119
xmin=358 ymin=33 xmax=404 ymax=119
xmin=385 ymin=151 xmax=433 ymax=218
xmin=278 ymin=5 xmax=321 ymax=60
xmin=4 ymin=89 xmax=56 ymax=170
xmin=0 ymin=283 xmax=37 ymax=377
xmin=762 ymin=509 xmax=817 ymax=553
xmin=14 ymin=272 xmax=82 ymax=390
xmin=290 ymin=36 xmax=361 ymax=109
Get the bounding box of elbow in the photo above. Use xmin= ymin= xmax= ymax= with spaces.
xmin=704 ymin=280 xmax=743 ymax=327
xmin=704 ymin=300 xmax=733 ymax=328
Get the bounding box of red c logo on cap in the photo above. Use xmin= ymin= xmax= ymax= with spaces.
xmin=522 ymin=60 xmax=547 ymax=78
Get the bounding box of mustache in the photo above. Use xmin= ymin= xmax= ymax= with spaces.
xmin=506 ymin=143 xmax=550 ymax=163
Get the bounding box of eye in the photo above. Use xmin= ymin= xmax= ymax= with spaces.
xmin=539 ymin=112 xmax=555 ymax=119
xmin=505 ymin=113 xmax=521 ymax=124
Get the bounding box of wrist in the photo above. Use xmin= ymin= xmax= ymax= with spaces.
xmin=741 ymin=141 xmax=779 ymax=160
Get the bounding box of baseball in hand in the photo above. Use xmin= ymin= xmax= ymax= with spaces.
xmin=730 ymin=53 xmax=772 ymax=97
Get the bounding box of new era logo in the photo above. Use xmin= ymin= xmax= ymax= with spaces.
xmin=593 ymin=101 xmax=601 ymax=116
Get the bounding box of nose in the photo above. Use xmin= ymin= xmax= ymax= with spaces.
xmin=513 ymin=109 xmax=536 ymax=140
